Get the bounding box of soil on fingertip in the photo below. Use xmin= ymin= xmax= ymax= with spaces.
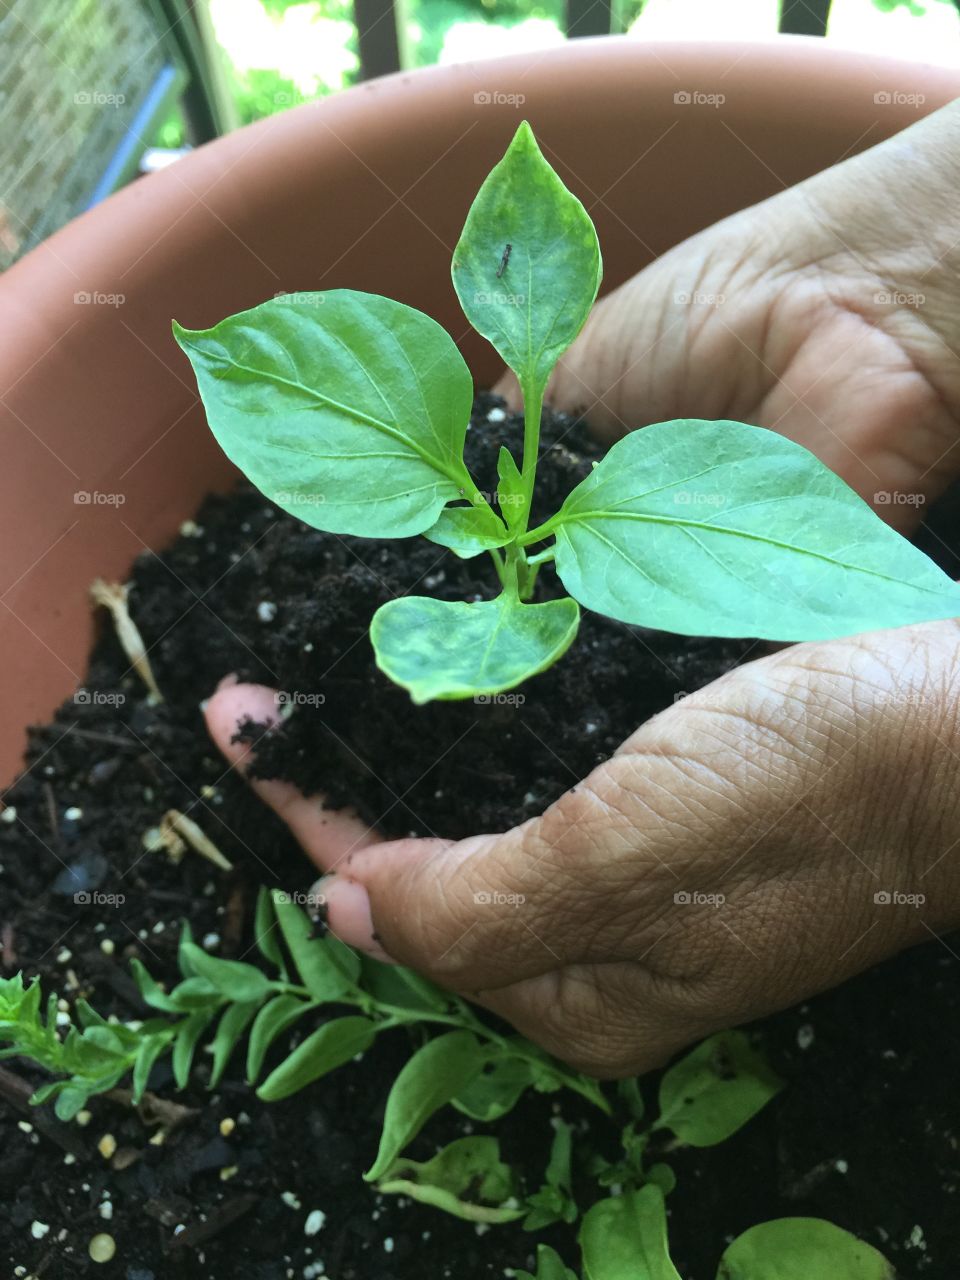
xmin=1 ymin=394 xmax=958 ymax=1279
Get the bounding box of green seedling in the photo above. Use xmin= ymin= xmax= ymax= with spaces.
xmin=175 ymin=122 xmax=960 ymax=702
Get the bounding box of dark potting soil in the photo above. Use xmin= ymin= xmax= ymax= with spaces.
xmin=1 ymin=394 xmax=959 ymax=1279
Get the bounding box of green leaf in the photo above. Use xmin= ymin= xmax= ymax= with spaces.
xmin=423 ymin=504 xmax=511 ymax=559
xmin=54 ymin=1085 xmax=95 ymax=1122
xmin=497 ymin=446 xmax=526 ymax=532
xmin=452 ymin=121 xmax=601 ymax=390
xmin=132 ymin=1033 xmax=171 ymax=1102
xmin=209 ymin=1001 xmax=260 ymax=1088
xmin=246 ymin=994 xmax=312 ymax=1083
xmin=172 ymin=1010 xmax=216 ymax=1089
xmin=256 ymin=1014 xmax=376 ymax=1102
xmin=179 ymin=942 xmax=273 ymax=1005
xmin=271 ymin=890 xmax=357 ymax=1003
xmin=129 ymin=959 xmax=183 ymax=1014
xmin=451 ymin=1054 xmax=536 ymax=1122
xmin=656 ymin=1031 xmax=783 ymax=1148
xmin=365 ymin=1030 xmax=488 ymax=1181
xmin=254 ymin=886 xmax=287 ymax=976
xmin=174 ymin=290 xmax=475 ymax=538
xmin=375 ymin=1136 xmax=523 ymax=1223
xmin=524 ymin=1118 xmax=577 ymax=1230
xmin=580 ymin=1186 xmax=681 ymax=1280
xmin=359 ymin=957 xmax=451 ymax=1015
xmin=717 ymin=1219 xmax=895 ymax=1280
xmin=549 ymin=420 xmax=960 ymax=641
xmin=617 ymin=1076 xmax=645 ymax=1122
xmin=166 ymin=976 xmax=223 ymax=1011
xmin=371 ymin=592 xmax=580 ymax=703
xmin=645 ymin=1163 xmax=677 ymax=1197
xmin=515 ymin=1244 xmax=579 ymax=1280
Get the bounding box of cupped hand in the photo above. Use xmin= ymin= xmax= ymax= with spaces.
xmin=206 ymin=621 xmax=960 ymax=1078
xmin=205 ymin=103 xmax=960 ymax=1077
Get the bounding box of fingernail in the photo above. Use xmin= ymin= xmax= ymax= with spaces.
xmin=311 ymin=875 xmax=395 ymax=964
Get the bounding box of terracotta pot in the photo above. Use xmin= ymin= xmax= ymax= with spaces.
xmin=1 ymin=37 xmax=957 ymax=785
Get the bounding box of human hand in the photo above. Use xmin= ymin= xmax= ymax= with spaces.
xmin=206 ymin=620 xmax=960 ymax=1078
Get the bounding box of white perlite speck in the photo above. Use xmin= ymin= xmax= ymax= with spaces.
xmin=487 ymin=408 xmax=506 ymax=423
xmin=796 ymin=1024 xmax=815 ymax=1051
xmin=304 ymin=1210 xmax=326 ymax=1237
xmin=1 ymin=806 xmax=16 ymax=823
xmin=257 ymin=601 xmax=278 ymax=623
xmin=383 ymin=1238 xmax=394 ymax=1254
xmin=281 ymin=1191 xmax=302 ymax=1211
xmin=64 ymin=806 xmax=83 ymax=821
xmin=30 ymin=1222 xmax=49 ymax=1240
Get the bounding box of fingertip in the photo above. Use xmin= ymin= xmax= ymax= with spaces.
xmin=315 ymin=874 xmax=395 ymax=963
xmin=204 ymin=682 xmax=281 ymax=771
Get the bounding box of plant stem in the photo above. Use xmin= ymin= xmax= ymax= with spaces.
xmin=518 ymin=378 xmax=544 ymax=537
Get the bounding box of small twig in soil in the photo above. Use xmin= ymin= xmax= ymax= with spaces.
xmin=42 ymin=781 xmax=61 ymax=852
xmin=71 ymin=728 xmax=138 ymax=750
xmin=1 ymin=922 xmax=17 ymax=970
xmin=89 ymin=578 xmax=163 ymax=703
xmin=170 ymin=1194 xmax=259 ymax=1249
xmin=0 ymin=1065 xmax=87 ymax=1157
xmin=105 ymin=1087 xmax=199 ymax=1132
xmin=143 ymin=809 xmax=233 ymax=872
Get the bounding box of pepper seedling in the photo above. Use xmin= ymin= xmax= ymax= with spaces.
xmin=174 ymin=122 xmax=960 ymax=703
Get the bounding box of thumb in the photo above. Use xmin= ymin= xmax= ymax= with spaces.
xmin=316 ymin=761 xmax=671 ymax=995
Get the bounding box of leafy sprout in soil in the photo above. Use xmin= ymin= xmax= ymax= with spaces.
xmin=174 ymin=121 xmax=960 ymax=703
xmin=0 ymin=891 xmax=894 ymax=1275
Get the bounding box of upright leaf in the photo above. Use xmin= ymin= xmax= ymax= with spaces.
xmin=257 ymin=1015 xmax=376 ymax=1101
xmin=452 ymin=121 xmax=601 ymax=390
xmin=579 ymin=1186 xmax=681 ymax=1280
xmin=371 ymin=592 xmax=580 ymax=703
xmin=497 ymin=446 xmax=526 ymax=532
xmin=254 ymin=886 xmax=287 ymax=975
xmin=131 ymin=1034 xmax=171 ymax=1103
xmin=172 ymin=1010 xmax=216 ymax=1089
xmin=272 ymin=890 xmax=356 ymax=1003
xmin=655 ymin=1031 xmax=783 ymax=1148
xmin=375 ymin=1136 xmax=523 ymax=1223
xmin=209 ymin=1001 xmax=261 ymax=1088
xmin=246 ymin=994 xmax=312 ymax=1083
xmin=365 ymin=1030 xmax=488 ymax=1181
xmin=174 ymin=290 xmax=475 ymax=538
xmin=717 ymin=1219 xmax=895 ymax=1280
xmin=549 ymin=419 xmax=960 ymax=640
xmin=515 ymin=1245 xmax=579 ymax=1280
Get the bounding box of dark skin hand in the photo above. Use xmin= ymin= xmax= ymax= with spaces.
xmin=206 ymin=101 xmax=960 ymax=1078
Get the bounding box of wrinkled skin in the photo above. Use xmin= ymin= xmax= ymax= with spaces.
xmin=206 ymin=102 xmax=960 ymax=1078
